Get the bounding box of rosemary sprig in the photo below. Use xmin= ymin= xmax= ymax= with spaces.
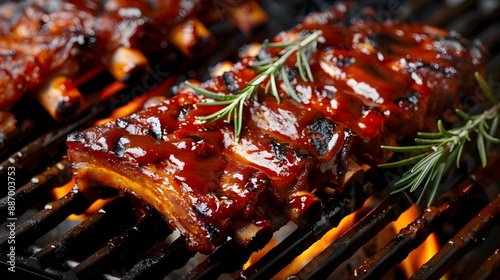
xmin=185 ymin=30 xmax=323 ymax=139
xmin=379 ymin=72 xmax=500 ymax=206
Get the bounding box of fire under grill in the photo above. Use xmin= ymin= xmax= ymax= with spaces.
xmin=1 ymin=0 xmax=500 ymax=279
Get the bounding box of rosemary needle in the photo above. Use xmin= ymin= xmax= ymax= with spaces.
xmin=380 ymin=72 xmax=500 ymax=206
xmin=185 ymin=30 xmax=323 ymax=139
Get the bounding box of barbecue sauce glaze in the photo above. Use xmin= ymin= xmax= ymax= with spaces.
xmin=67 ymin=3 xmax=484 ymax=253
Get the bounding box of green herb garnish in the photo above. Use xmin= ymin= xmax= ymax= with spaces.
xmin=185 ymin=30 xmax=323 ymax=139
xmin=379 ymin=72 xmax=500 ymax=206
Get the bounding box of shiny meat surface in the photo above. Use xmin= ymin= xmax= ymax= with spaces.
xmin=67 ymin=3 xmax=485 ymax=253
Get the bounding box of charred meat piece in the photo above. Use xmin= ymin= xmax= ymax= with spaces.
xmin=67 ymin=3 xmax=485 ymax=253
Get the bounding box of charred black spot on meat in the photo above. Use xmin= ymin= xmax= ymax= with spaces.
xmin=186 ymin=134 xmax=202 ymax=142
xmin=307 ymin=118 xmax=337 ymax=155
xmin=114 ymin=137 xmax=126 ymax=158
xmin=177 ymin=106 xmax=190 ymax=122
xmin=85 ymin=35 xmax=97 ymax=48
xmin=147 ymin=117 xmax=163 ymax=140
xmin=418 ymin=62 xmax=457 ymax=78
xmin=285 ymin=67 xmax=297 ymax=81
xmin=270 ymin=140 xmax=288 ymax=161
xmin=222 ymin=72 xmax=239 ymax=94
xmin=335 ymin=56 xmax=355 ymax=67
xmin=429 ymin=62 xmax=440 ymax=71
xmin=116 ymin=118 xmax=129 ymax=129
xmin=205 ymin=224 xmax=221 ymax=241
xmin=67 ymin=131 xmax=85 ymax=143
xmin=407 ymin=92 xmax=420 ymax=105
xmin=337 ymin=130 xmax=353 ymax=177
xmin=79 ymin=34 xmax=97 ymax=49
xmin=433 ymin=32 xmax=471 ymax=63
xmin=323 ymin=87 xmax=336 ymax=99
xmin=395 ymin=91 xmax=421 ymax=110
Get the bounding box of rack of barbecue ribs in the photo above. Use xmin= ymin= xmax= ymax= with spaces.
xmin=67 ymin=2 xmax=485 ymax=253
xmin=0 ymin=0 xmax=267 ymax=124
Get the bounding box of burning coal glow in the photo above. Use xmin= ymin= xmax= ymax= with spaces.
xmin=240 ymin=196 xmax=442 ymax=279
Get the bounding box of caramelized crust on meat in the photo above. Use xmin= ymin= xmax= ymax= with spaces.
xmin=67 ymin=3 xmax=485 ymax=253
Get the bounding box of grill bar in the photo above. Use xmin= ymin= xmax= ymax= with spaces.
xmin=66 ymin=211 xmax=171 ymax=280
xmin=0 ymin=160 xmax=71 ymax=223
xmin=0 ymin=105 xmax=107 ymax=184
xmin=467 ymin=248 xmax=500 ymax=280
xmin=422 ymin=0 xmax=477 ymax=28
xmin=295 ymin=192 xmax=413 ymax=279
xmin=123 ymin=237 xmax=195 ymax=280
xmin=183 ymin=239 xmax=256 ymax=280
xmin=0 ymin=188 xmax=99 ymax=256
xmin=27 ymin=196 xmax=137 ymax=270
xmin=477 ymin=22 xmax=500 ymax=52
xmin=348 ymin=160 xmax=500 ymax=280
xmin=0 ymin=117 xmax=35 ymax=160
xmin=240 ymin=182 xmax=375 ymax=280
xmin=241 ymin=213 xmax=338 ymax=279
xmin=410 ymin=195 xmax=500 ymax=280
xmin=443 ymin=2 xmax=500 ymax=38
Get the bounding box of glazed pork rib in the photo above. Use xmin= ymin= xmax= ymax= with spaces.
xmin=67 ymin=3 xmax=485 ymax=253
xmin=0 ymin=0 xmax=267 ymax=121
xmin=0 ymin=0 xmax=194 ymax=120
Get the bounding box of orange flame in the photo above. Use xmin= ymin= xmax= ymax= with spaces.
xmin=275 ymin=211 xmax=359 ymax=278
xmin=243 ymin=197 xmax=376 ymax=277
xmin=243 ymin=234 xmax=281 ymax=270
xmin=51 ymin=179 xmax=112 ymax=220
xmin=242 ymin=198 xmax=443 ymax=279
xmin=393 ymin=204 xmax=442 ymax=279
